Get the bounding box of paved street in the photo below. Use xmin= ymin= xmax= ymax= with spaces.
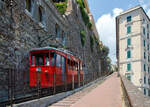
xmin=71 ymin=72 xmax=121 ymax=107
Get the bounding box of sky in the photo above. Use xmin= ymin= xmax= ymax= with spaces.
xmin=87 ymin=0 xmax=150 ymax=64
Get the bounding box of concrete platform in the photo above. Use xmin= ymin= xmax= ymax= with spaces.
xmin=70 ymin=72 xmax=122 ymax=107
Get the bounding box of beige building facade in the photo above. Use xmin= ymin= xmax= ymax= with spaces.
xmin=116 ymin=6 xmax=150 ymax=96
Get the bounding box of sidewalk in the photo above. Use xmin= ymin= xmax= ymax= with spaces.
xmin=71 ymin=72 xmax=122 ymax=107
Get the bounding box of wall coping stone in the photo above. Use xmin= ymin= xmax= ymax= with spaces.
xmin=121 ymin=75 xmax=150 ymax=107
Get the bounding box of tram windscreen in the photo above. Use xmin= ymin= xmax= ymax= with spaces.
xmin=31 ymin=53 xmax=49 ymax=66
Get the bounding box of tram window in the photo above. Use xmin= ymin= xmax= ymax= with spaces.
xmin=80 ymin=62 xmax=82 ymax=70
xmin=70 ymin=61 xmax=73 ymax=70
xmin=45 ymin=53 xmax=49 ymax=66
xmin=50 ymin=52 xmax=56 ymax=66
xmin=67 ymin=59 xmax=70 ymax=69
xmin=73 ymin=61 xmax=75 ymax=70
xmin=36 ymin=55 xmax=44 ymax=65
xmin=31 ymin=55 xmax=35 ymax=66
xmin=75 ymin=62 xmax=78 ymax=70
xmin=56 ymin=54 xmax=61 ymax=67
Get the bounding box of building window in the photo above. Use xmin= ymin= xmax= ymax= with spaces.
xmin=148 ymin=78 xmax=150 ymax=85
xmin=38 ymin=6 xmax=45 ymax=25
xmin=25 ymin=0 xmax=34 ymax=14
xmin=144 ymin=88 xmax=146 ymax=95
xmin=148 ymin=67 xmax=150 ymax=73
xmin=144 ymin=76 xmax=146 ymax=84
xmin=144 ymin=52 xmax=146 ymax=59
xmin=143 ymin=27 xmax=146 ymax=35
xmin=127 ymin=50 xmax=131 ymax=58
xmin=148 ymin=56 xmax=150 ymax=62
xmin=55 ymin=24 xmax=60 ymax=38
xmin=127 ymin=63 xmax=131 ymax=71
xmin=144 ymin=64 xmax=146 ymax=72
xmin=147 ymin=33 xmax=149 ymax=39
xmin=147 ymin=24 xmax=149 ymax=29
xmin=127 ymin=26 xmax=131 ymax=34
xmin=148 ymin=45 xmax=149 ymax=50
xmin=62 ymin=31 xmax=66 ymax=45
xmin=143 ymin=18 xmax=145 ymax=23
xmin=126 ymin=74 xmax=131 ymax=81
xmin=127 ymin=16 xmax=132 ymax=22
xmin=148 ymin=90 xmax=150 ymax=97
xmin=144 ymin=40 xmax=146 ymax=47
xmin=127 ymin=38 xmax=131 ymax=46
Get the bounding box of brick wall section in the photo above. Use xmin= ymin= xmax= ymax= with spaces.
xmin=121 ymin=75 xmax=150 ymax=107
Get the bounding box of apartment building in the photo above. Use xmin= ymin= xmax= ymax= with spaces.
xmin=116 ymin=6 xmax=150 ymax=96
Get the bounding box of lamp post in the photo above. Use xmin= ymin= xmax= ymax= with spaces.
xmin=139 ymin=78 xmax=143 ymax=89
xmin=6 ymin=1 xmax=17 ymax=107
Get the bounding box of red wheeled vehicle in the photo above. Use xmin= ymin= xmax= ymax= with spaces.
xmin=29 ymin=47 xmax=83 ymax=90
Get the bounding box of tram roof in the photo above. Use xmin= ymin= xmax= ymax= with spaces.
xmin=30 ymin=47 xmax=80 ymax=59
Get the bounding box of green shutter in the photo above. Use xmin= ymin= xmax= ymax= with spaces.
xmin=127 ymin=75 xmax=131 ymax=80
xmin=144 ymin=89 xmax=146 ymax=95
xmin=144 ymin=64 xmax=146 ymax=71
xmin=147 ymin=33 xmax=149 ymax=39
xmin=148 ymin=90 xmax=150 ymax=96
xmin=144 ymin=76 xmax=146 ymax=84
xmin=127 ymin=16 xmax=132 ymax=22
xmin=127 ymin=63 xmax=131 ymax=71
xmin=127 ymin=38 xmax=131 ymax=46
xmin=127 ymin=50 xmax=131 ymax=58
xmin=143 ymin=27 xmax=146 ymax=35
xmin=127 ymin=26 xmax=131 ymax=34
xmin=144 ymin=40 xmax=145 ymax=47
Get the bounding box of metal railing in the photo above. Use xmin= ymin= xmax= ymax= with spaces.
xmin=0 ymin=68 xmax=109 ymax=107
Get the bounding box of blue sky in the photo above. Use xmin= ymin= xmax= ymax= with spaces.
xmin=87 ymin=0 xmax=139 ymax=21
xmin=87 ymin=0 xmax=150 ymax=64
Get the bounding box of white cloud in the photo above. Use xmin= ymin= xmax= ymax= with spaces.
xmin=138 ymin=0 xmax=150 ymax=16
xmin=96 ymin=8 xmax=123 ymax=64
xmin=147 ymin=9 xmax=150 ymax=17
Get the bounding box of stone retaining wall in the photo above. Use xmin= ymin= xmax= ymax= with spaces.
xmin=121 ymin=75 xmax=150 ymax=107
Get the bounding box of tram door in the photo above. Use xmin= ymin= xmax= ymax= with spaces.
xmin=62 ymin=57 xmax=66 ymax=82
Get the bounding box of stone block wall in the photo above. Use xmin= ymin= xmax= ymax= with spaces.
xmin=0 ymin=0 xmax=102 ymax=81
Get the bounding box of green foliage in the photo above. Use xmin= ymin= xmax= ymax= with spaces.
xmin=88 ymin=21 xmax=92 ymax=29
xmin=53 ymin=0 xmax=68 ymax=14
xmin=49 ymin=44 xmax=57 ymax=48
xmin=93 ymin=34 xmax=99 ymax=46
xmin=55 ymin=3 xmax=67 ymax=14
xmin=100 ymin=45 xmax=109 ymax=60
xmin=63 ymin=45 xmax=67 ymax=49
xmin=90 ymin=35 xmax=94 ymax=52
xmin=80 ymin=30 xmax=86 ymax=47
xmin=77 ymin=0 xmax=85 ymax=7
xmin=77 ymin=0 xmax=92 ymax=28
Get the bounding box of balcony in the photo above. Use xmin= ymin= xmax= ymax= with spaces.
xmin=125 ymin=70 xmax=133 ymax=75
xmin=125 ymin=45 xmax=133 ymax=51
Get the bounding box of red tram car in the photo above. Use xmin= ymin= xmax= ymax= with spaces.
xmin=29 ymin=47 xmax=83 ymax=88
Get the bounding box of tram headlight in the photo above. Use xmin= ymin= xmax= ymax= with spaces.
xmin=36 ymin=67 xmax=41 ymax=72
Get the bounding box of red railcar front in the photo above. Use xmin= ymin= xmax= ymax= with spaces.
xmin=29 ymin=50 xmax=54 ymax=87
xmin=29 ymin=47 xmax=84 ymax=88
